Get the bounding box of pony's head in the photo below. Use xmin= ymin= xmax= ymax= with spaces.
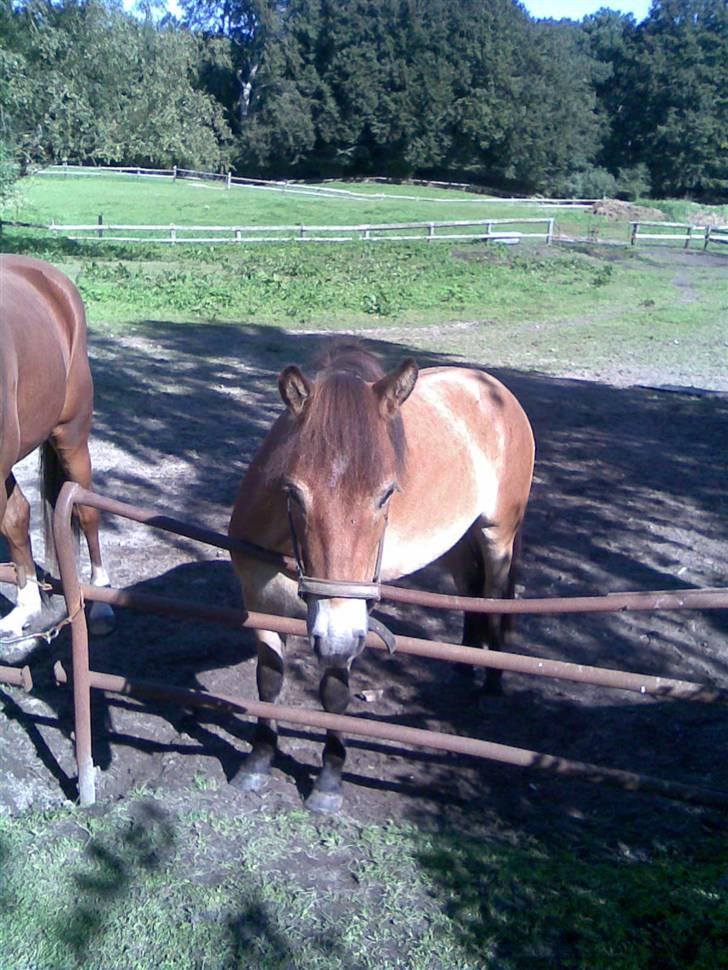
xmin=275 ymin=347 xmax=417 ymax=666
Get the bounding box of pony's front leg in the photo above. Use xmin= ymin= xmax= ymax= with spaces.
xmin=232 ymin=631 xmax=285 ymax=792
xmin=306 ymin=666 xmax=350 ymax=814
xmin=0 ymin=475 xmax=43 ymax=640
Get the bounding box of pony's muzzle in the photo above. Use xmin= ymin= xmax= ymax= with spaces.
xmin=307 ymin=596 xmax=368 ymax=665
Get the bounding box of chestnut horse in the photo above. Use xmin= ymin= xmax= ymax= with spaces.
xmin=0 ymin=255 xmax=112 ymax=641
xmin=229 ymin=344 xmax=534 ymax=812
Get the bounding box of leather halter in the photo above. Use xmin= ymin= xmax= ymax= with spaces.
xmin=287 ymin=494 xmax=397 ymax=653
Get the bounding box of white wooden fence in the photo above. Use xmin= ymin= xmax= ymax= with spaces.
xmin=48 ymin=216 xmax=555 ymax=245
xmin=36 ymin=163 xmax=595 ymax=207
xmin=630 ymin=221 xmax=728 ymax=251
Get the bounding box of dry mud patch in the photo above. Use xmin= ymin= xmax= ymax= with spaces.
xmin=0 ymin=317 xmax=726 ymax=856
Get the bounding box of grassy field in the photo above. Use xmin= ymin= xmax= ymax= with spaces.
xmin=2 ymin=177 xmax=725 ymax=355
xmin=1 ymin=793 xmax=726 ymax=970
xmin=8 ymin=173 xmax=727 ymax=244
xmin=1 ymin=175 xmax=727 ymax=968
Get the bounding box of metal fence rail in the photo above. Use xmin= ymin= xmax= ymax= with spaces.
xmin=1 ymin=482 xmax=726 ymax=807
xmin=1 ymin=482 xmax=717 ymax=808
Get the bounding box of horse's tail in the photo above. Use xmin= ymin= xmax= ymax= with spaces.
xmin=40 ymin=442 xmax=78 ymax=573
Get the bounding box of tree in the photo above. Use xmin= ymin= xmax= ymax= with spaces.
xmin=637 ymin=0 xmax=728 ymax=197
xmin=1 ymin=0 xmax=233 ymax=169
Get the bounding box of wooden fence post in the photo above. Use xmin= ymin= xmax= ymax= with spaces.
xmin=630 ymin=223 xmax=639 ymax=246
xmin=427 ymin=223 xmax=434 ymax=242
xmin=235 ymin=228 xmax=241 ymax=243
xmin=703 ymin=227 xmax=711 ymax=251
xmin=547 ymin=218 xmax=554 ymax=245
xmin=684 ymin=225 xmax=693 ymax=250
xmin=97 ymin=214 xmax=104 ymax=239
xmin=173 ymin=165 xmax=177 ymax=182
xmin=227 ymin=171 xmax=232 ymax=190
xmin=170 ymin=225 xmax=176 ymax=245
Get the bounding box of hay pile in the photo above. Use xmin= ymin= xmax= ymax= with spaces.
xmin=591 ymin=198 xmax=665 ymax=221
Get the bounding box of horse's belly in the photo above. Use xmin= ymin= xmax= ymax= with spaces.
xmin=1 ymin=320 xmax=68 ymax=461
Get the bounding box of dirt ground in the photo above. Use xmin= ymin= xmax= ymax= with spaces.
xmin=1 ymin=264 xmax=727 ymax=853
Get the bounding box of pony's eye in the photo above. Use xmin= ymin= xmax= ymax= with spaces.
xmin=376 ymin=483 xmax=397 ymax=509
xmin=283 ymin=482 xmax=305 ymax=508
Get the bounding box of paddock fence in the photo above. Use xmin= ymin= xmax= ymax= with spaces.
xmin=630 ymin=220 xmax=728 ymax=251
xmin=35 ymin=162 xmax=597 ymax=207
xmin=48 ymin=216 xmax=555 ymax=245
xmin=1 ymin=482 xmax=727 ymax=810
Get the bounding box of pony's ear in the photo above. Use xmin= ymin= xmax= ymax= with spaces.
xmin=373 ymin=358 xmax=418 ymax=418
xmin=279 ymin=366 xmax=312 ymax=416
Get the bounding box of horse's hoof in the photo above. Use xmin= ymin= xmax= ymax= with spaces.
xmin=305 ymin=789 xmax=343 ymax=815
xmin=88 ymin=602 xmax=115 ymax=637
xmin=473 ymin=667 xmax=504 ymax=695
xmin=230 ymin=770 xmax=269 ymax=793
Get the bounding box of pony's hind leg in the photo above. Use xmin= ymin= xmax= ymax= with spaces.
xmin=231 ymin=632 xmax=285 ymax=792
xmin=305 ymin=665 xmax=350 ymax=814
xmin=0 ymin=474 xmax=44 ymax=637
xmin=450 ymin=524 xmax=519 ymax=695
xmin=46 ymin=429 xmax=114 ymax=635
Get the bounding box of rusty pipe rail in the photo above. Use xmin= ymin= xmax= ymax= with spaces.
xmin=55 ymin=578 xmax=728 ymax=703
xmin=0 ymin=664 xmax=33 ymax=691
xmin=53 ymin=662 xmax=728 ymax=810
xmin=46 ymin=481 xmax=728 ymax=806
xmin=55 ymin=487 xmax=728 ymax=617
xmin=1 ymin=564 xmax=725 ymax=704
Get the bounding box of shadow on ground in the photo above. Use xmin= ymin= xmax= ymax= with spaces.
xmin=1 ymin=318 xmax=727 ymax=847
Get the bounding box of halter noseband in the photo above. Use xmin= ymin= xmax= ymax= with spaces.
xmin=286 ymin=494 xmax=396 ymax=654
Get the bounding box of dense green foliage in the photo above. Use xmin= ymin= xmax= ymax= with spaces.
xmin=1 ymin=0 xmax=726 ymax=198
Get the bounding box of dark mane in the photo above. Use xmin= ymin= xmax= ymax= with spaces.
xmin=313 ymin=340 xmax=387 ymax=382
xmin=269 ymin=343 xmax=407 ymax=493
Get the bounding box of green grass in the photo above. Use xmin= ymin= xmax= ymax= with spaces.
xmin=6 ymin=173 xmax=624 ymax=241
xmin=0 ymin=794 xmax=725 ymax=970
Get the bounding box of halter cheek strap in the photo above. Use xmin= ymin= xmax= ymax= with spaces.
xmin=286 ymin=495 xmax=397 ymax=653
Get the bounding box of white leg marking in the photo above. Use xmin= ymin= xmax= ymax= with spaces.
xmin=88 ymin=565 xmax=114 ymax=636
xmin=90 ymin=565 xmax=111 ymax=588
xmin=0 ymin=581 xmax=43 ymax=637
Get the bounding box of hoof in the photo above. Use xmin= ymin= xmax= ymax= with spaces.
xmin=305 ymin=789 xmax=343 ymax=815
xmin=473 ymin=667 xmax=503 ymax=695
xmin=230 ymin=770 xmax=269 ymax=793
xmin=88 ymin=602 xmax=115 ymax=638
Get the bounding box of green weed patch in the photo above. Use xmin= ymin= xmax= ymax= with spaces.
xmin=0 ymin=797 xmax=725 ymax=970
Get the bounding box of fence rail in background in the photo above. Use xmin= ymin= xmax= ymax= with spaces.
xmin=630 ymin=221 xmax=728 ymax=251
xmin=705 ymin=225 xmax=728 ymax=249
xmin=34 ymin=163 xmax=596 ymax=207
xmin=48 ymin=216 xmax=555 ymax=245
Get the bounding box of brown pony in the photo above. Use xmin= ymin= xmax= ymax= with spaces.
xmin=0 ymin=255 xmax=112 ymax=642
xmin=229 ymin=343 xmax=534 ymax=812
